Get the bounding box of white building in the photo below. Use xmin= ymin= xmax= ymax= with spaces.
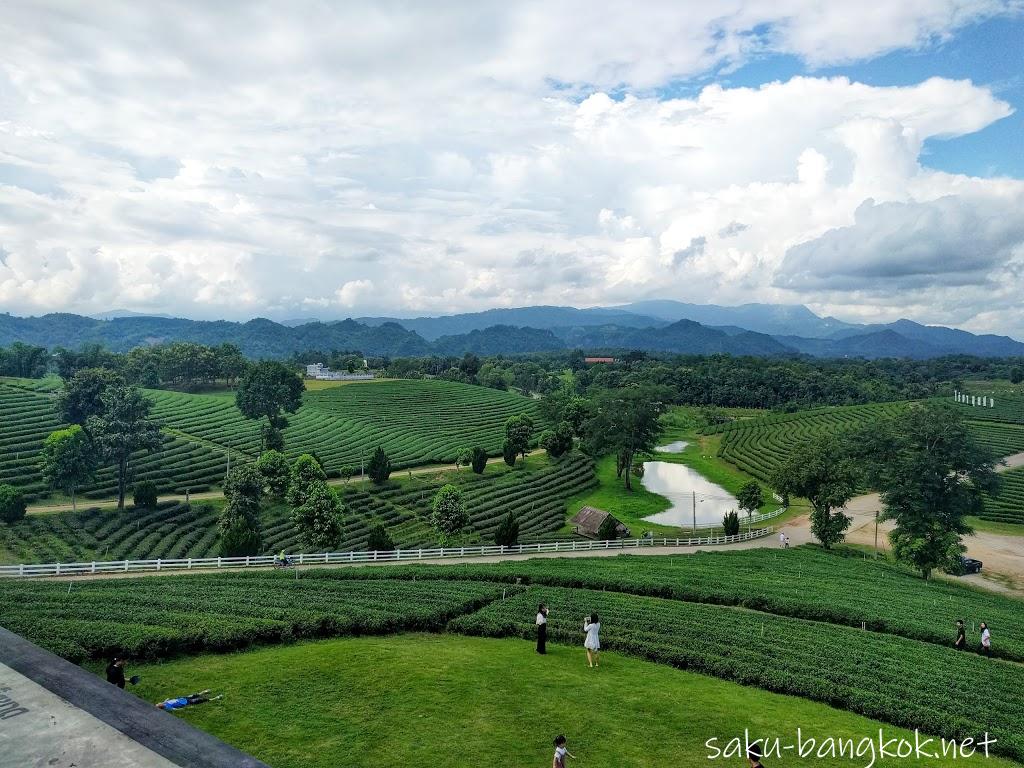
xmin=305 ymin=362 xmax=374 ymax=381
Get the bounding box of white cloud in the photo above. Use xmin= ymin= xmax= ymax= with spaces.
xmin=0 ymin=1 xmax=1023 ymax=334
xmin=335 ymin=279 xmax=375 ymax=308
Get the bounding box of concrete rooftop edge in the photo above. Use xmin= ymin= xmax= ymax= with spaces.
xmin=0 ymin=625 xmax=270 ymax=768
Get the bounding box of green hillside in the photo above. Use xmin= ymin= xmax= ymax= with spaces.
xmin=0 ymin=453 xmax=595 ymax=564
xmin=0 ymin=378 xmax=542 ymax=500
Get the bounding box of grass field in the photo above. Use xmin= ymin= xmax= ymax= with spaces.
xmin=123 ymin=634 xmax=1017 ymax=768
xmin=9 ymin=546 xmax=1023 ymax=763
xmin=0 ymin=453 xmax=596 ymax=564
xmin=0 ymin=378 xmax=542 ymax=500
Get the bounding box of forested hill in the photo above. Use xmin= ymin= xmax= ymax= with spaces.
xmin=0 ymin=313 xmax=795 ymax=359
xmin=3 ymin=309 xmax=1024 ymax=360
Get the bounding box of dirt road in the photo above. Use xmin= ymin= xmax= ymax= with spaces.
xmin=26 ymin=452 xmax=540 ymax=515
xmin=771 ymin=451 xmax=1024 ymax=594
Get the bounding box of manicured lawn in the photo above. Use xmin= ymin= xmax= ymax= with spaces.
xmin=126 ymin=634 xmax=1014 ymax=768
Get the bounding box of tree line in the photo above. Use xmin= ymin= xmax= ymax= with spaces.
xmin=0 ymin=341 xmax=249 ymax=391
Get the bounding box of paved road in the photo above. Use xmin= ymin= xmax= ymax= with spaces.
xmin=805 ymin=451 xmax=1024 ymax=594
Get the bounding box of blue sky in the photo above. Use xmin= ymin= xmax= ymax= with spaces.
xmin=714 ymin=15 xmax=1024 ymax=179
xmin=2 ymin=2 xmax=1024 ymax=336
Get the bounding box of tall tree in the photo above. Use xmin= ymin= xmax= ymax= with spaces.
xmin=235 ymin=361 xmax=304 ymax=451
xmin=367 ymin=446 xmax=392 ymax=485
xmin=736 ymin=481 xmax=764 ymax=527
xmin=286 ymin=454 xmax=327 ymax=508
xmin=583 ymin=386 xmax=668 ymax=491
xmin=771 ymin=434 xmax=856 ymax=549
xmin=855 ymin=403 xmax=999 ymax=579
xmin=539 ymin=421 xmax=574 ymax=459
xmin=219 ymin=464 xmax=263 ymax=557
xmin=292 ymin=480 xmax=344 ymax=551
xmin=256 ymin=450 xmax=291 ymax=498
xmin=86 ymin=384 xmax=162 ymax=511
xmin=55 ymin=368 xmax=122 ymax=427
xmin=431 ymin=484 xmax=469 ymax=545
xmin=504 ymin=414 xmax=535 ymax=461
xmin=39 ymin=425 xmax=95 ymax=512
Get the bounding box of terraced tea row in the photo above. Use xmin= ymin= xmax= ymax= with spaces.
xmin=296 ymin=546 xmax=1024 ymax=661
xmin=709 ymin=401 xmax=1024 ymax=483
xmin=0 ymin=454 xmax=596 ymax=563
xmin=452 ymin=586 xmax=1024 ymax=761
xmin=706 ymin=402 xmax=907 ymax=481
xmin=149 ymin=378 xmax=542 ymax=471
xmin=0 ymin=381 xmax=227 ymax=499
xmin=0 ymin=574 xmax=511 ymax=662
xmin=0 ymin=378 xmax=541 ymax=499
xmin=952 ymin=393 xmax=1024 ymax=424
xmin=980 ymin=465 xmax=1024 ymax=524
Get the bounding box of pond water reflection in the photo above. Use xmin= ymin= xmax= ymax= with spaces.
xmin=640 ymin=461 xmax=738 ymax=527
xmin=654 ymin=441 xmax=688 ymax=453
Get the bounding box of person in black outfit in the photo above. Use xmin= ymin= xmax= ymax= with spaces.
xmin=106 ymin=658 xmax=126 ymax=688
xmin=536 ymin=603 xmax=549 ymax=654
xmin=955 ymin=620 xmax=966 ymax=651
xmin=748 ymin=741 xmax=764 ymax=767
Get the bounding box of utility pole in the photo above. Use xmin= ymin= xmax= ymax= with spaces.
xmin=692 ymin=490 xmax=696 ymax=534
xmin=226 ymin=450 xmax=231 ymax=478
xmin=872 ymin=512 xmax=880 ymax=561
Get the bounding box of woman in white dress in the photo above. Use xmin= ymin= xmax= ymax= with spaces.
xmin=583 ymin=612 xmax=601 ymax=667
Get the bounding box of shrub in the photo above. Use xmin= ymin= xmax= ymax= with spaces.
xmin=132 ymin=481 xmax=159 ymax=509
xmin=218 ymin=515 xmax=262 ymax=557
xmin=471 ymin=447 xmax=487 ymax=474
xmin=597 ymin=515 xmax=621 ymax=541
xmin=493 ymin=511 xmax=519 ymax=547
xmin=722 ymin=510 xmax=740 ymax=536
xmin=366 ymin=522 xmax=395 ymax=552
xmin=540 ymin=421 xmax=574 ymax=459
xmin=502 ymin=439 xmax=517 ymax=467
xmin=0 ymin=484 xmax=27 ymax=524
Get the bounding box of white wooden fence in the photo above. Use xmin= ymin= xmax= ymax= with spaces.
xmin=0 ymin=527 xmax=775 ymax=578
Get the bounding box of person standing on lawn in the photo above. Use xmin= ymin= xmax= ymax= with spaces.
xmin=980 ymin=622 xmax=991 ymax=657
xmin=584 ymin=613 xmax=601 ymax=668
xmin=955 ymin=619 xmax=966 ymax=650
xmin=552 ymin=735 xmax=575 ymax=768
xmin=536 ymin=603 xmax=548 ymax=655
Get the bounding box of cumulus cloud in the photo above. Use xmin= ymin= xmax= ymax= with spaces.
xmin=335 ymin=279 xmax=375 ymax=308
xmin=0 ymin=1 xmax=1023 ymax=333
xmin=777 ymin=195 xmax=1024 ymax=290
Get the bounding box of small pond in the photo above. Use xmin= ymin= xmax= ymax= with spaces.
xmin=640 ymin=461 xmax=739 ymax=527
xmin=654 ymin=440 xmax=689 ymax=453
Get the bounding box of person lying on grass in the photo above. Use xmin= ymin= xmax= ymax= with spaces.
xmin=156 ymin=689 xmax=222 ymax=710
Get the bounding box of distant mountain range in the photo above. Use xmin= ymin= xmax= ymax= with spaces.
xmin=3 ymin=301 xmax=1024 ymax=360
